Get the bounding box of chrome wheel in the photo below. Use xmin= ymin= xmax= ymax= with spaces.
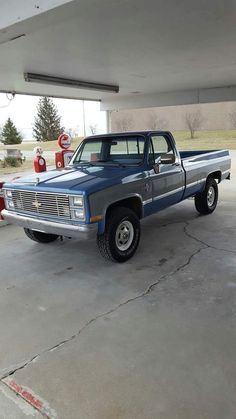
xmin=207 ymin=186 xmax=215 ymax=207
xmin=115 ymin=220 xmax=134 ymax=251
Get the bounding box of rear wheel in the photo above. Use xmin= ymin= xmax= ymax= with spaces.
xmin=24 ymin=228 xmax=59 ymax=243
xmin=195 ymin=178 xmax=218 ymax=215
xmin=97 ymin=207 xmax=140 ymax=262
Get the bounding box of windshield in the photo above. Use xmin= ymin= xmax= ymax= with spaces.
xmin=71 ymin=135 xmax=145 ymax=167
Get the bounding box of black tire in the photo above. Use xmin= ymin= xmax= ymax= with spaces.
xmin=24 ymin=228 xmax=59 ymax=243
xmin=97 ymin=207 xmax=141 ymax=262
xmin=195 ymin=178 xmax=218 ymax=215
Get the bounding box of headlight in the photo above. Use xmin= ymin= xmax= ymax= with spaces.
xmin=6 ymin=199 xmax=15 ymax=209
xmin=6 ymin=190 xmax=12 ymax=198
xmin=3 ymin=190 xmax=14 ymax=209
xmin=73 ymin=209 xmax=85 ymax=219
xmin=73 ymin=195 xmax=83 ymax=206
xmin=69 ymin=195 xmax=85 ymax=220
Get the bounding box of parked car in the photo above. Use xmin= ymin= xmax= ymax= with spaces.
xmin=2 ymin=131 xmax=231 ymax=262
xmin=5 ymin=149 xmax=24 ymax=162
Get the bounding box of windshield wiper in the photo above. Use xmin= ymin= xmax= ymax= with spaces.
xmin=94 ymin=160 xmax=126 ymax=168
xmin=73 ymin=160 xmax=126 ymax=168
xmin=73 ymin=161 xmax=94 ymax=167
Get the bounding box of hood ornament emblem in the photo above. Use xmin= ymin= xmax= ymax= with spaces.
xmin=35 ymin=177 xmax=40 ymax=185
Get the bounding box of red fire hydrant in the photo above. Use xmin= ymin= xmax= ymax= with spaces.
xmin=55 ymin=134 xmax=74 ymax=169
xmin=34 ymin=146 xmax=46 ymax=173
xmin=0 ymin=181 xmax=5 ymax=220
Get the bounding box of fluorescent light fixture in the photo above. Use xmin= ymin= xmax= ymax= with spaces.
xmin=0 ymin=34 xmax=25 ymax=46
xmin=24 ymin=73 xmax=119 ymax=93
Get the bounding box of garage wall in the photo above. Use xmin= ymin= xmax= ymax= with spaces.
xmin=110 ymin=101 xmax=236 ymax=132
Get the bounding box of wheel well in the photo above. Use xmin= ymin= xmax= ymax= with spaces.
xmin=106 ymin=197 xmax=143 ymax=219
xmin=207 ymin=170 xmax=222 ymax=183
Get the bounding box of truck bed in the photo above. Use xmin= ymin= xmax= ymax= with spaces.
xmin=179 ymin=149 xmax=229 ymax=160
xmin=179 ymin=149 xmax=231 ymax=198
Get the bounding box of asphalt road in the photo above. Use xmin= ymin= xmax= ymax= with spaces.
xmin=0 ymin=156 xmax=235 ymax=418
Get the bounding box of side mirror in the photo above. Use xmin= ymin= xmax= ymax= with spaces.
xmin=152 ymin=153 xmax=176 ymax=173
xmin=160 ymin=153 xmax=175 ymax=164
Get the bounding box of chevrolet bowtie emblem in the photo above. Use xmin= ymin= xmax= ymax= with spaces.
xmin=32 ymin=199 xmax=41 ymax=209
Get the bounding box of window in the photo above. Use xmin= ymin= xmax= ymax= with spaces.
xmin=72 ymin=135 xmax=145 ymax=166
xmin=76 ymin=141 xmax=102 ymax=162
xmin=110 ymin=137 xmax=144 ymax=157
xmin=149 ymin=135 xmax=173 ymax=164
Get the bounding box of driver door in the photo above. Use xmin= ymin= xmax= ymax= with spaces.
xmin=148 ymin=134 xmax=185 ymax=210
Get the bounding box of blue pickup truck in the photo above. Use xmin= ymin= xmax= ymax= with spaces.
xmin=2 ymin=131 xmax=231 ymax=262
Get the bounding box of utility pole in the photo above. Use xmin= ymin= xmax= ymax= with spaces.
xmin=82 ymin=100 xmax=86 ymax=137
xmin=106 ymin=110 xmax=111 ymax=133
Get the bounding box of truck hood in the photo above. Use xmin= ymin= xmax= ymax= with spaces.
xmin=6 ymin=165 xmax=141 ymax=194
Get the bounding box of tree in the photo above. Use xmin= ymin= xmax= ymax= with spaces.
xmin=185 ymin=110 xmax=204 ymax=139
xmin=0 ymin=124 xmax=3 ymax=143
xmin=89 ymin=123 xmax=98 ymax=135
xmin=1 ymin=118 xmax=22 ymax=145
xmin=66 ymin=128 xmax=79 ymax=139
xmin=228 ymin=111 xmax=236 ymax=129
xmin=33 ymin=97 xmax=63 ymax=142
xmin=146 ymin=111 xmax=168 ymax=130
xmin=114 ymin=115 xmax=133 ymax=132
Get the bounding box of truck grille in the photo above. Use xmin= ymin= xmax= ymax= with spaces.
xmin=11 ymin=190 xmax=71 ymax=219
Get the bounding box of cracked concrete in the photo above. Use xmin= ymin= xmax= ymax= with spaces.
xmin=184 ymin=222 xmax=236 ymax=255
xmin=3 ymin=243 xmax=235 ymax=419
xmin=0 ymin=221 xmax=205 ymax=383
xmin=0 ymin=155 xmax=236 ymax=418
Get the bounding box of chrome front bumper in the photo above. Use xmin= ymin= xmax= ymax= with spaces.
xmin=1 ymin=210 xmax=97 ymax=239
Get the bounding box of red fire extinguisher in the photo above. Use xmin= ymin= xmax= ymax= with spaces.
xmin=34 ymin=146 xmax=46 ymax=173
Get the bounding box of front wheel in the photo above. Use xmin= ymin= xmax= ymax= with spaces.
xmin=195 ymin=178 xmax=218 ymax=215
xmin=97 ymin=207 xmax=141 ymax=262
xmin=24 ymin=228 xmax=59 ymax=243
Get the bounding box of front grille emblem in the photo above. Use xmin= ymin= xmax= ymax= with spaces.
xmin=32 ymin=199 xmax=41 ymax=209
xmin=12 ymin=191 xmax=70 ymax=218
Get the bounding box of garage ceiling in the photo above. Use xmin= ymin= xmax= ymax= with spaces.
xmin=1 ymin=0 xmax=236 ymax=110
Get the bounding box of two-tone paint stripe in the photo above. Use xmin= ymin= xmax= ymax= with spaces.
xmin=144 ymin=179 xmax=205 ymax=204
xmin=185 ymin=178 xmax=205 ymax=189
xmin=143 ymin=170 xmax=229 ymax=206
xmin=153 ymin=186 xmax=184 ymax=201
xmin=143 ymin=198 xmax=153 ymax=205
xmin=143 ymin=187 xmax=184 ymax=205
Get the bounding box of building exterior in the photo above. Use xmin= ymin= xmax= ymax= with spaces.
xmin=110 ymin=102 xmax=236 ymax=132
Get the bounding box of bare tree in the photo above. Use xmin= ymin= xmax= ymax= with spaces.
xmin=228 ymin=111 xmax=236 ymax=129
xmin=89 ymin=123 xmax=98 ymax=135
xmin=114 ymin=115 xmax=133 ymax=132
xmin=66 ymin=128 xmax=79 ymax=139
xmin=147 ymin=111 xmax=168 ymax=130
xmin=184 ymin=110 xmax=204 ymax=139
xmin=0 ymin=125 xmax=3 ymax=143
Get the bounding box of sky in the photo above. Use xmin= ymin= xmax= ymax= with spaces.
xmin=0 ymin=93 xmax=107 ymax=141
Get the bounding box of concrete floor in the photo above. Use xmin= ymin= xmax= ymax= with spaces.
xmin=0 ymin=157 xmax=236 ymax=419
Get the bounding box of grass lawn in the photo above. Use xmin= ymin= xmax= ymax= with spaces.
xmin=1 ymin=131 xmax=236 ymax=153
xmin=0 ymin=160 xmax=55 ymax=176
xmin=173 ymin=130 xmax=236 ymax=150
xmin=0 ymin=137 xmax=83 ymax=152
